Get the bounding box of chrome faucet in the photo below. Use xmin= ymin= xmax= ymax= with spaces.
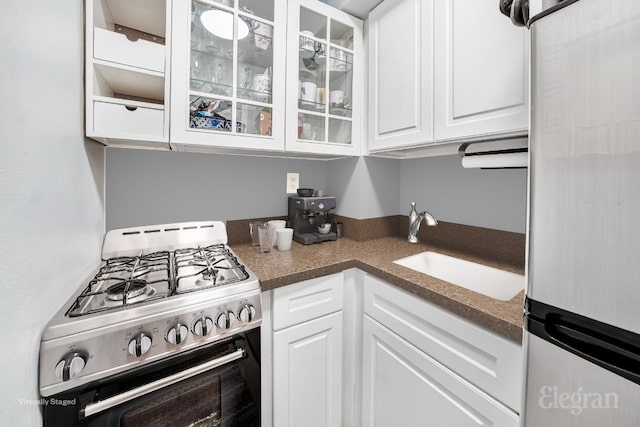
xmin=407 ymin=202 xmax=437 ymax=243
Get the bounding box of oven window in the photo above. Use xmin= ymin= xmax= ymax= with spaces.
xmin=119 ymin=354 xmax=259 ymax=427
xmin=121 ymin=370 xmax=221 ymax=426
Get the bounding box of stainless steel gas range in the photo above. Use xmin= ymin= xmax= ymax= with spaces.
xmin=39 ymin=221 xmax=262 ymax=426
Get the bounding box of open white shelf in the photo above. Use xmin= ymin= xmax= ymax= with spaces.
xmin=87 ymin=0 xmax=170 ymax=146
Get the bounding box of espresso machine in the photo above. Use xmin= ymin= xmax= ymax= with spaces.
xmin=288 ymin=196 xmax=337 ymax=244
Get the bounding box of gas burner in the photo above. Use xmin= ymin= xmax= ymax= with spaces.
xmin=195 ymin=268 xmax=219 ymax=287
xmin=105 ymin=280 xmax=155 ymax=302
xmin=67 ymin=251 xmax=171 ymax=317
xmin=174 ymin=244 xmax=249 ymax=293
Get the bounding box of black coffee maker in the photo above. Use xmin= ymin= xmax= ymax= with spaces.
xmin=288 ymin=196 xmax=337 ymax=244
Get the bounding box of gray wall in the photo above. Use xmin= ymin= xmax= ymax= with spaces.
xmin=0 ymin=1 xmax=105 ymax=424
xmin=106 ymin=151 xmax=527 ymax=233
xmin=327 ymin=156 xmax=402 ymax=219
xmin=106 ymin=148 xmax=328 ymax=230
xmin=400 ymin=154 xmax=527 ymax=233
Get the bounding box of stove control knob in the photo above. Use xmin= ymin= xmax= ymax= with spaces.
xmin=54 ymin=352 xmax=86 ymax=381
xmin=193 ymin=317 xmax=214 ymax=337
xmin=128 ymin=333 xmax=152 ymax=357
xmin=216 ymin=310 xmax=236 ymax=330
xmin=318 ymin=203 xmax=324 ymax=210
xmin=166 ymin=323 xmax=189 ymax=345
xmin=238 ymin=304 xmax=256 ymax=323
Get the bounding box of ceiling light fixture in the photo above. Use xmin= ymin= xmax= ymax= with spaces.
xmin=200 ymin=9 xmax=250 ymax=40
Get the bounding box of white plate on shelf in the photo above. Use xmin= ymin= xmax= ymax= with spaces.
xmin=330 ymin=107 xmax=351 ymax=116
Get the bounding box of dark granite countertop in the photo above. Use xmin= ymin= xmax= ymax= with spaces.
xmin=231 ymin=237 xmax=525 ymax=343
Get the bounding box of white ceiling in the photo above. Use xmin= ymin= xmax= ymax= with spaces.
xmin=319 ymin=0 xmax=383 ymax=19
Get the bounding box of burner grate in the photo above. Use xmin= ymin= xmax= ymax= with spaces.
xmin=67 ymin=251 xmax=171 ymax=317
xmin=66 ymin=245 xmax=250 ymax=317
xmin=174 ymin=244 xmax=249 ymax=294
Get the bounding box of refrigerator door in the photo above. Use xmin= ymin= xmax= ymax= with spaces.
xmin=524 ymin=333 xmax=640 ymax=426
xmin=528 ymin=0 xmax=640 ymax=333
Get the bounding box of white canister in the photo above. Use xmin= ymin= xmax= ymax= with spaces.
xmin=300 ymin=81 xmax=317 ymax=103
xmin=276 ymin=228 xmax=294 ymax=251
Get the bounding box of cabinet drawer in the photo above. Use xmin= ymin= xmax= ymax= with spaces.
xmin=93 ymin=101 xmax=164 ymax=139
xmin=363 ymin=274 xmax=522 ymax=412
xmin=272 ymin=272 xmax=344 ymax=331
xmin=94 ymin=27 xmax=165 ymax=73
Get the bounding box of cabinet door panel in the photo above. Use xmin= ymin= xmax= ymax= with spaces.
xmin=368 ymin=0 xmax=433 ymax=151
xmin=363 ymin=274 xmax=522 ymax=412
xmin=376 ymin=0 xmax=417 ymax=136
xmin=285 ymin=0 xmax=363 ymax=156
xmin=273 ymin=312 xmax=343 ymax=427
xmin=434 ymin=0 xmax=528 ymax=140
xmin=362 ymin=316 xmax=519 ymax=427
xmin=170 ymin=0 xmax=286 ymax=152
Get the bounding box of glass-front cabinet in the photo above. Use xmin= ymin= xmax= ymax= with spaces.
xmin=170 ymin=0 xmax=286 ymax=151
xmin=286 ymin=0 xmax=363 ymax=156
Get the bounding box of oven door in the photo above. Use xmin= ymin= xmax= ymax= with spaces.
xmin=43 ymin=328 xmax=260 ymax=427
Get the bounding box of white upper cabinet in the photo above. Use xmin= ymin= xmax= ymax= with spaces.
xmin=367 ymin=0 xmax=529 ymax=153
xmin=86 ymin=0 xmax=171 ymax=148
xmin=86 ymin=0 xmax=363 ymax=156
xmin=368 ymin=0 xmax=434 ymax=151
xmin=170 ymin=0 xmax=286 ymax=152
xmin=433 ymin=0 xmax=528 ymax=141
xmin=285 ymin=0 xmax=364 ymax=156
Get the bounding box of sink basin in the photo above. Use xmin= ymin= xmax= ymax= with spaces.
xmin=393 ymin=251 xmax=524 ymax=301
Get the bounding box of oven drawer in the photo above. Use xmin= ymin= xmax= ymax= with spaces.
xmin=272 ymin=272 xmax=344 ymax=331
xmin=93 ymin=100 xmax=164 ymax=140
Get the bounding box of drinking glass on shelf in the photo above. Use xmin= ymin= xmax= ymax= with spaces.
xmin=190 ymin=53 xmax=205 ymax=89
xmin=240 ymin=67 xmax=253 ymax=89
xmin=215 ymin=63 xmax=226 ymax=86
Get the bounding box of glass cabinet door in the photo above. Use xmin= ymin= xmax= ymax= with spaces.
xmin=295 ymin=7 xmax=355 ymax=145
xmin=188 ymin=0 xmax=275 ymax=137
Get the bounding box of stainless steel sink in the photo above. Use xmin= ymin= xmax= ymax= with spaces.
xmin=393 ymin=251 xmax=524 ymax=301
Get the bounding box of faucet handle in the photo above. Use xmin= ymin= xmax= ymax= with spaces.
xmin=409 ymin=201 xmax=418 ymax=217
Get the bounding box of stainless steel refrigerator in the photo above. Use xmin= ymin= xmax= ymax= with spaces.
xmin=525 ymin=0 xmax=640 ymax=425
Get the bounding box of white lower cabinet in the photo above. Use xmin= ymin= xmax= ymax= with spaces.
xmin=262 ymin=270 xmax=522 ymax=427
xmin=361 ymin=273 xmax=521 ymax=427
xmin=268 ymin=272 xmax=345 ymax=427
xmin=273 ymin=312 xmax=343 ymax=427
xmin=362 ymin=316 xmax=519 ymax=427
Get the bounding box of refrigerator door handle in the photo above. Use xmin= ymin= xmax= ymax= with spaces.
xmin=526 ymin=298 xmax=640 ymax=385
xmin=543 ymin=319 xmax=640 ymax=384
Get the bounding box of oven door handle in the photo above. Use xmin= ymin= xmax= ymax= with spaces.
xmin=81 ymin=348 xmax=245 ymax=418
